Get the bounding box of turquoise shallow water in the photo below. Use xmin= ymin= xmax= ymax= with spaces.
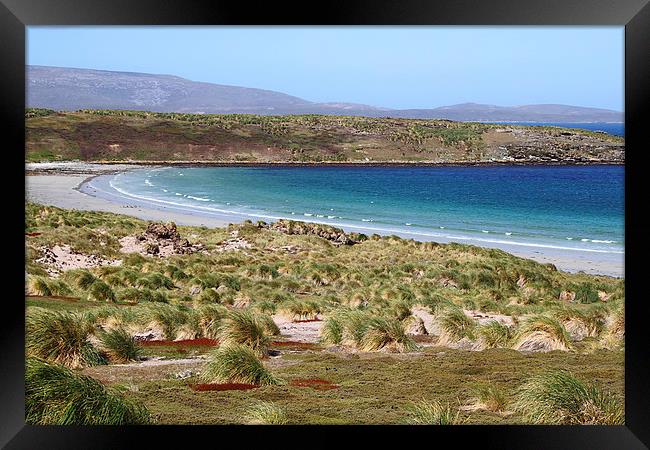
xmin=99 ymin=165 xmax=624 ymax=256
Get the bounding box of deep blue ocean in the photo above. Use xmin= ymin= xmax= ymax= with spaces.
xmin=484 ymin=122 xmax=624 ymax=137
xmin=106 ymin=164 xmax=624 ymax=255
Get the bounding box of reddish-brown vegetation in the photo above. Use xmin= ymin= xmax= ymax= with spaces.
xmin=190 ymin=383 xmax=259 ymax=392
xmin=140 ymin=338 xmax=219 ymax=347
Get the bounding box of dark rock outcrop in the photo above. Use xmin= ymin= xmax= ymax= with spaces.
xmin=258 ymin=219 xmax=367 ymax=245
xmin=137 ymin=222 xmax=202 ymax=255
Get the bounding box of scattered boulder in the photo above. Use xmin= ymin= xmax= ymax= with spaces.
xmin=145 ymin=242 xmax=160 ymax=255
xmin=120 ymin=221 xmax=203 ymax=257
xmin=144 ymin=222 xmax=181 ymax=241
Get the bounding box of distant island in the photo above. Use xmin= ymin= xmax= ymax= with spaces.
xmin=27 ymin=65 xmax=623 ymax=123
xmin=26 ymin=108 xmax=624 ymax=164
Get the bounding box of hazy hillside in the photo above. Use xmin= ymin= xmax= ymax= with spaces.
xmin=26 ymin=109 xmax=624 ymax=164
xmin=27 ymin=66 xmax=623 ymax=123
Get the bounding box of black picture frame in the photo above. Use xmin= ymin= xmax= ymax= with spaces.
xmin=3 ymin=0 xmax=649 ymax=447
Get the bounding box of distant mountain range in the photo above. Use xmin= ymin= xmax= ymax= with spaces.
xmin=27 ymin=65 xmax=623 ymax=123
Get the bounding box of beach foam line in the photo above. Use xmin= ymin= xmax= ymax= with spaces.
xmin=105 ymin=179 xmax=262 ymax=218
xmin=91 ymin=175 xmax=624 ymax=255
xmin=187 ymin=195 xmax=211 ymax=202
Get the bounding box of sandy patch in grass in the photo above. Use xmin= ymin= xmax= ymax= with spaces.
xmin=214 ymin=237 xmax=252 ymax=252
xmin=464 ymin=309 xmax=515 ymax=327
xmin=35 ymin=244 xmax=121 ymax=276
xmin=273 ymin=315 xmax=324 ymax=343
xmin=411 ymin=306 xmax=442 ymax=337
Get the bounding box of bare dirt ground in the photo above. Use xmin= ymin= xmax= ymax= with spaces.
xmin=272 ymin=315 xmax=324 ymax=343
xmin=35 ymin=244 xmax=121 ymax=276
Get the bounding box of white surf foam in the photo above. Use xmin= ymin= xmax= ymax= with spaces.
xmin=187 ymin=195 xmax=210 ymax=202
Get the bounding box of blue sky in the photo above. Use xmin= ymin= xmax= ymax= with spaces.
xmin=27 ymin=26 xmax=624 ymax=111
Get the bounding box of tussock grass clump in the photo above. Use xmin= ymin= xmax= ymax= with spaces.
xmin=26 ymin=276 xmax=52 ymax=296
xmin=45 ymin=279 xmax=74 ymax=297
xmin=118 ymin=287 xmax=168 ymax=303
xmin=63 ymin=269 xmax=97 ymax=291
xmin=201 ymin=344 xmax=281 ymax=385
xmin=359 ymin=317 xmax=418 ymax=352
xmin=97 ymin=327 xmax=141 ymax=363
xmin=244 ymin=401 xmax=288 ymax=424
xmin=142 ymin=304 xmax=191 ymax=340
xmin=256 ymin=312 xmax=281 ymax=336
xmin=26 ymin=357 xmax=151 ymax=425
xmin=404 ymin=400 xmax=464 ymax=425
xmin=478 ymin=321 xmax=514 ymax=349
xmin=88 ymin=280 xmax=116 ymax=302
xmin=164 ymin=264 xmax=189 ymax=282
xmin=390 ymin=300 xmax=413 ymax=321
xmin=551 ymin=305 xmax=606 ymax=340
xmin=26 ymin=310 xmax=104 ymax=368
xmin=253 ymin=299 xmax=277 ymax=315
xmin=136 ymin=272 xmax=175 ymax=290
xmin=339 ymin=310 xmax=373 ymax=347
xmin=195 ymin=304 xmax=228 ymax=339
xmin=123 ymin=253 xmax=147 ymax=267
xmin=116 ymin=268 xmax=141 ymax=286
xmin=196 ymin=287 xmax=220 ymax=304
xmin=83 ymin=305 xmax=141 ymax=331
xmin=321 ymin=315 xmax=344 ymax=345
xmin=601 ymin=307 xmax=624 ymax=349
xmin=437 ymin=307 xmax=477 ymax=343
xmin=513 ymin=315 xmax=572 ymax=352
xmin=280 ymin=299 xmax=323 ymax=320
xmin=574 ymin=283 xmax=600 ymax=304
xmin=514 ymin=370 xmax=624 ymax=424
xmin=467 ymin=383 xmax=508 ymax=414
xmin=218 ymin=310 xmax=271 ymax=356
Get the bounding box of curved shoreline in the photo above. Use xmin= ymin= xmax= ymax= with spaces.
xmin=26 ymin=163 xmax=624 ymax=277
xmin=34 ymin=160 xmax=625 ymax=168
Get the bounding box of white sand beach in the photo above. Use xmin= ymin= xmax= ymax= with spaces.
xmin=26 ymin=173 xmax=231 ymax=228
